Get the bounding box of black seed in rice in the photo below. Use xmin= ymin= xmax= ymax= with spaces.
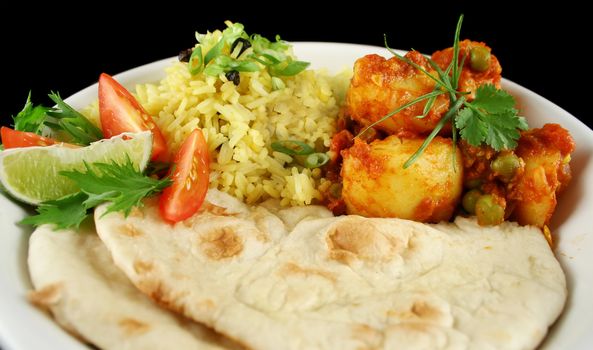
xmin=178 ymin=48 xmax=194 ymax=62
xmin=230 ymin=38 xmax=252 ymax=56
xmin=226 ymin=70 xmax=241 ymax=86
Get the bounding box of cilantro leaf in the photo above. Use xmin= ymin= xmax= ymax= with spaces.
xmin=20 ymin=192 xmax=89 ymax=229
xmin=59 ymin=157 xmax=172 ymax=217
xmin=12 ymin=92 xmax=51 ymax=133
xmin=457 ymin=102 xmax=528 ymax=151
xmin=484 ymin=110 xmax=528 ymax=150
xmin=456 ymin=84 xmax=528 ymax=151
xmin=47 ymin=92 xmax=103 ymax=145
xmin=456 ymin=108 xmax=486 ymax=146
xmin=442 ymin=88 xmax=525 ymax=154
xmin=471 ymin=84 xmax=516 ymax=114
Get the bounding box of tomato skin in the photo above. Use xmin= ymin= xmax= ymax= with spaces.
xmin=1 ymin=127 xmax=59 ymax=148
xmin=159 ymin=129 xmax=210 ymax=223
xmin=98 ymin=73 xmax=168 ymax=161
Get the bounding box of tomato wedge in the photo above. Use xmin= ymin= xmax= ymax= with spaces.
xmin=99 ymin=73 xmax=168 ymax=161
xmin=159 ymin=129 xmax=210 ymax=223
xmin=1 ymin=127 xmax=61 ymax=148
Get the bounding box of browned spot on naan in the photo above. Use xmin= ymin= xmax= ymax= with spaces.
xmin=327 ymin=218 xmax=401 ymax=264
xmin=171 ymin=271 xmax=190 ymax=281
xmin=133 ymin=260 xmax=154 ymax=274
xmin=138 ymin=279 xmax=189 ymax=317
xmin=351 ymin=324 xmax=384 ymax=348
xmin=279 ymin=262 xmax=336 ymax=283
xmin=387 ymin=300 xmax=445 ymax=324
xmin=200 ymin=227 xmax=243 ymax=260
xmin=410 ymin=301 xmax=443 ymax=322
xmin=118 ymin=224 xmax=143 ymax=237
xmin=200 ymin=202 xmax=240 ymax=216
xmin=28 ymin=283 xmax=63 ymax=309
xmin=118 ymin=318 xmax=150 ymax=335
xmin=197 ymin=299 xmax=216 ymax=312
xmin=251 ymin=210 xmax=271 ymax=243
xmin=389 ymin=322 xmax=432 ymax=333
xmin=255 ymin=231 xmax=269 ymax=243
xmin=181 ymin=203 xmax=241 ymax=228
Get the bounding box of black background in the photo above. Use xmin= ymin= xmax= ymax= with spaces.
xmin=0 ymin=3 xmax=589 ymax=129
xmin=0 ymin=3 xmax=588 ymax=349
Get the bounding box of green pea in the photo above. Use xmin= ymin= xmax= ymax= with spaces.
xmin=470 ymin=47 xmax=491 ymax=72
xmin=329 ymin=183 xmax=342 ymax=199
xmin=462 ymin=189 xmax=482 ymax=214
xmin=475 ymin=194 xmax=505 ymax=226
xmin=491 ymin=154 xmax=521 ymax=182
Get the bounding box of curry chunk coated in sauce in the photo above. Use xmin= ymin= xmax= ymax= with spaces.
xmin=510 ymin=124 xmax=575 ymax=227
xmin=346 ymin=51 xmax=450 ymax=136
xmin=346 ymin=41 xmax=502 ymax=137
xmin=341 ymin=136 xmax=463 ymax=223
xmin=432 ymin=40 xmax=502 ymax=100
xmin=332 ymin=40 xmax=574 ymax=229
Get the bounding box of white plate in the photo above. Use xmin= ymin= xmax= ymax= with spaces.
xmin=1 ymin=42 xmax=592 ymax=350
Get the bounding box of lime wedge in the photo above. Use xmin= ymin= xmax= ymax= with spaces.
xmin=0 ymin=131 xmax=153 ymax=204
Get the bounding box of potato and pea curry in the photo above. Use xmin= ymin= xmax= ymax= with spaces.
xmin=323 ymin=18 xmax=574 ymax=239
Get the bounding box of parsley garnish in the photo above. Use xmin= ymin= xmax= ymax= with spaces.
xmin=11 ymin=92 xmax=103 ymax=145
xmin=21 ymin=157 xmax=172 ymax=229
xmin=357 ymin=15 xmax=528 ymax=167
xmin=46 ymin=92 xmax=103 ymax=145
xmin=12 ymin=91 xmax=51 ymax=134
xmin=20 ymin=193 xmax=89 ymax=229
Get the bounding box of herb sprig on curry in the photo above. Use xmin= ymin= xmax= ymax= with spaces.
xmin=326 ymin=15 xmax=574 ymax=244
xmin=357 ymin=15 xmax=528 ymax=167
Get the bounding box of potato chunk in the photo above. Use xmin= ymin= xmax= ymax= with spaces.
xmin=510 ymin=124 xmax=575 ymax=227
xmin=341 ymin=136 xmax=463 ymax=222
xmin=346 ymin=52 xmax=450 ymax=135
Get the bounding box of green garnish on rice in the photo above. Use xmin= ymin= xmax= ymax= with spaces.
xmin=187 ymin=21 xmax=310 ymax=87
xmin=82 ymin=22 xmax=350 ymax=207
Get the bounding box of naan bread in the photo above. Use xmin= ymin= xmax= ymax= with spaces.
xmin=95 ymin=189 xmax=566 ymax=350
xmin=94 ymin=190 xmax=327 ymax=327
xmin=28 ymin=224 xmax=237 ymax=350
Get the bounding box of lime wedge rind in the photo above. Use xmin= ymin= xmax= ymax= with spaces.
xmin=0 ymin=131 xmax=153 ymax=205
